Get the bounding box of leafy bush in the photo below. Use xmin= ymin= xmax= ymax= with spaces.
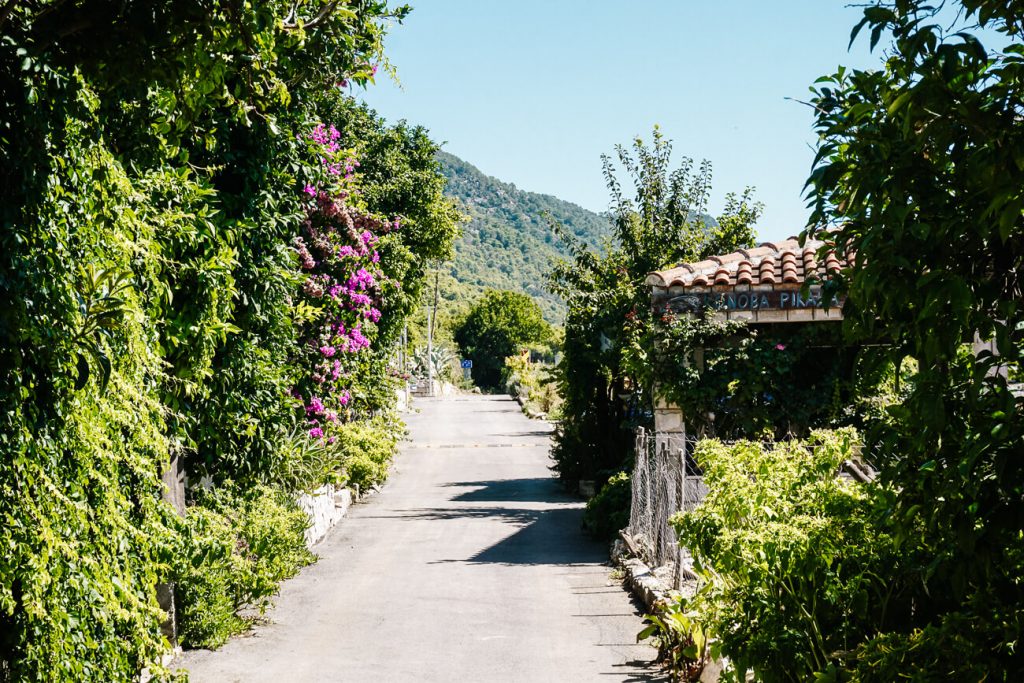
xmin=173 ymin=485 xmax=314 ymax=650
xmin=334 ymin=416 xmax=402 ymax=493
xmin=504 ymin=353 xmax=562 ymax=417
xmin=673 ymin=431 xmax=893 ymax=681
xmin=582 ymin=472 xmax=631 ymax=541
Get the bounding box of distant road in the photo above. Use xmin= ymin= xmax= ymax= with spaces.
xmin=180 ymin=394 xmax=663 ymax=682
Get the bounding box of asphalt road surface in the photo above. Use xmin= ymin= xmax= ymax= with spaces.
xmin=180 ymin=395 xmax=663 ymax=682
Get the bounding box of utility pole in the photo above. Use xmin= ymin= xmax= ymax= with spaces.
xmin=426 ymin=296 xmax=434 ymax=397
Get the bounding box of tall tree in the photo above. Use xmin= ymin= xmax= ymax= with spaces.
xmin=806 ymin=1 xmax=1024 ymax=676
xmin=548 ymin=129 xmax=761 ymax=486
xmin=454 ymin=290 xmax=551 ymax=389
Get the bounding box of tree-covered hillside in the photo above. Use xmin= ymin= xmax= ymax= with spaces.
xmin=437 ymin=151 xmax=612 ymax=323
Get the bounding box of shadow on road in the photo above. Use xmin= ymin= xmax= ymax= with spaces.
xmin=601 ymin=661 xmax=672 ymax=682
xmin=444 ymin=478 xmax=566 ymax=503
xmin=466 ymin=506 xmax=599 ymax=565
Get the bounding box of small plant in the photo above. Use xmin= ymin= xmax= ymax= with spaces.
xmin=272 ymin=419 xmax=349 ymax=493
xmin=638 ymin=598 xmax=711 ymax=681
xmin=412 ymin=345 xmax=458 ymax=383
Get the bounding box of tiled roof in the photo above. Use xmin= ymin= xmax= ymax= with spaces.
xmin=646 ymin=237 xmax=847 ymax=289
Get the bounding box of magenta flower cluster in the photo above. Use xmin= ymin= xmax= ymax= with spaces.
xmin=293 ymin=121 xmax=403 ymax=440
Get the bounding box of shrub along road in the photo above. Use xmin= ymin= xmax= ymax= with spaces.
xmin=180 ymin=395 xmax=662 ymax=682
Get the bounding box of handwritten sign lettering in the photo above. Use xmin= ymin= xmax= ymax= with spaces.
xmin=664 ymin=287 xmax=841 ymax=314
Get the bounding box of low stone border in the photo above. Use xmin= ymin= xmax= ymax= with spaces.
xmin=296 ymin=479 xmax=387 ymax=548
xmin=613 ymin=535 xmax=724 ymax=683
xmin=297 ymin=484 xmax=353 ymax=548
xmin=611 ymin=537 xmax=680 ymax=610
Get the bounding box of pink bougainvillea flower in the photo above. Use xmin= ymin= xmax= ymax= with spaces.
xmin=776 ymin=343 xmax=786 ymax=351
xmin=309 ymin=427 xmax=324 ymax=439
xmin=306 ymin=396 xmax=325 ymax=414
xmin=303 ymin=184 xmax=316 ymax=197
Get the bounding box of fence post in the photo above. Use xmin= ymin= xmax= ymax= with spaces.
xmin=673 ymin=446 xmax=685 ymax=589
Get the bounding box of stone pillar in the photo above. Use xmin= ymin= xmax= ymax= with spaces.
xmin=653 ymin=393 xmax=686 ymax=453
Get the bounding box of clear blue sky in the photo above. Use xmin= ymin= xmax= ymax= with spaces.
xmin=360 ymin=1 xmax=881 ymax=242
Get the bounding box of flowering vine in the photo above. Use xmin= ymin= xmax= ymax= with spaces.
xmin=293 ymin=122 xmax=401 ymax=439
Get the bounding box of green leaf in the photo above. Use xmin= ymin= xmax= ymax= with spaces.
xmin=74 ymin=353 xmax=90 ymax=391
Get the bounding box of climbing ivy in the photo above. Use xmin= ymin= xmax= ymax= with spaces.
xmin=0 ymin=2 xmax=461 ymax=679
xmin=624 ymin=311 xmax=898 ymax=440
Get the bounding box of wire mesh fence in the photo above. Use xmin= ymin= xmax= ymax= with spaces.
xmin=626 ymin=428 xmax=707 ymax=589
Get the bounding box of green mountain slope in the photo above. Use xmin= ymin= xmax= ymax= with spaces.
xmin=437 ymin=151 xmax=612 ymax=323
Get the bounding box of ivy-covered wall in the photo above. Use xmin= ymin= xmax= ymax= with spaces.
xmin=0 ymin=3 xmax=457 ymax=680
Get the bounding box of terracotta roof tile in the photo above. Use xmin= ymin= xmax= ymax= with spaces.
xmin=646 ymin=237 xmax=849 ymax=289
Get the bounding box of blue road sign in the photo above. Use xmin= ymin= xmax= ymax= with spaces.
xmin=460 ymin=359 xmax=473 ymax=369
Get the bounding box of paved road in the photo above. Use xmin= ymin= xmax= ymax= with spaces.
xmin=180 ymin=395 xmax=663 ymax=682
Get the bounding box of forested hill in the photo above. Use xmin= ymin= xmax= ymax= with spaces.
xmin=437 ymin=151 xmax=612 ymax=323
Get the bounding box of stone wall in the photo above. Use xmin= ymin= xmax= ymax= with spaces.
xmin=296 ymin=485 xmax=352 ymax=548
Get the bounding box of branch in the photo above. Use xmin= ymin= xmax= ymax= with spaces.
xmin=282 ymin=1 xmax=339 ymax=31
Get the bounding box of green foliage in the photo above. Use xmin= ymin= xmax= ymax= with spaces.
xmin=674 ymin=432 xmax=893 ymax=681
xmin=261 ymin=413 xmax=405 ymax=496
xmin=805 ymin=1 xmax=1024 ymax=676
xmin=637 ymin=598 xmax=710 ymax=682
xmin=333 ymin=416 xmax=402 ymax=494
xmin=438 ymin=151 xmax=612 ymax=323
xmin=270 ymin=420 xmax=349 ymax=494
xmin=173 ymin=484 xmax=314 ymax=650
xmin=454 ymin=290 xmax=552 ymax=389
xmin=0 ymin=124 xmax=185 ymax=680
xmin=549 ymin=129 xmax=761 ymax=485
xmin=0 ymin=1 xmax=453 ymax=677
xmin=504 ymin=353 xmax=562 ymax=418
xmin=582 ymin=472 xmax=631 ymax=542
xmin=629 ymin=312 xmax=897 ymax=440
